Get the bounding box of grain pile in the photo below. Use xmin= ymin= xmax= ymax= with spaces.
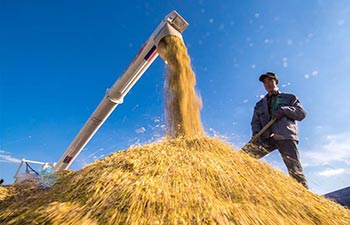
xmin=1 ymin=36 xmax=349 ymax=225
xmin=1 ymin=137 xmax=349 ymax=224
xmin=0 ymin=186 xmax=13 ymax=201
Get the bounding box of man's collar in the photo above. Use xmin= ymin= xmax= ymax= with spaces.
xmin=267 ymin=90 xmax=280 ymax=97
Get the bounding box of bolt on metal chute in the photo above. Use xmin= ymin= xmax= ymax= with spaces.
xmin=53 ymin=11 xmax=189 ymax=172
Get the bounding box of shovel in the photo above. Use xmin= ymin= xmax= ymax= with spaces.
xmin=240 ymin=118 xmax=277 ymax=157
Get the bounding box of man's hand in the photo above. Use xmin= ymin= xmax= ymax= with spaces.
xmin=274 ymin=108 xmax=284 ymax=119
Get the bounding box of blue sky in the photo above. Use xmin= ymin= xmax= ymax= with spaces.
xmin=1 ymin=0 xmax=349 ymax=195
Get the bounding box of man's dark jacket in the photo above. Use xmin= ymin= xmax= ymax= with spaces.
xmin=251 ymin=91 xmax=306 ymax=141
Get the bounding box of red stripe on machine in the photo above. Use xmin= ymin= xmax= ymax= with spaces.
xmin=63 ymin=156 xmax=73 ymax=164
xmin=132 ymin=42 xmax=147 ymax=64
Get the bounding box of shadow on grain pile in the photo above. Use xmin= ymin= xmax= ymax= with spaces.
xmin=0 ymin=36 xmax=349 ymax=225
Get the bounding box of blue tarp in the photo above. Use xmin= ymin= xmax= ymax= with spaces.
xmin=324 ymin=186 xmax=350 ymax=207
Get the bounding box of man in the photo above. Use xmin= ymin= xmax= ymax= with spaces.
xmin=244 ymin=72 xmax=308 ymax=188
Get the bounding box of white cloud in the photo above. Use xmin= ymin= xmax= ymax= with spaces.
xmin=281 ymin=82 xmax=290 ymax=88
xmin=135 ymin=127 xmax=146 ymax=134
xmin=303 ymin=132 xmax=350 ymax=165
xmin=88 ymin=148 xmax=105 ymax=159
xmin=0 ymin=150 xmax=21 ymax=163
xmin=262 ymin=158 xmax=285 ymax=173
xmin=318 ymin=168 xmax=345 ymax=177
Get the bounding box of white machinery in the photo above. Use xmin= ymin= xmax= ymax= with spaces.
xmin=14 ymin=11 xmax=188 ymax=181
xmin=14 ymin=159 xmax=55 ymax=183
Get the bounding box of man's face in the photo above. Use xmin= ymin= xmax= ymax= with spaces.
xmin=263 ymin=77 xmax=278 ymax=93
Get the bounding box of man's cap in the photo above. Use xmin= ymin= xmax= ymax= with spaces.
xmin=259 ymin=72 xmax=279 ymax=84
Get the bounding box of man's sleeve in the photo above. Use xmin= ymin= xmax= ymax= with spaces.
xmin=251 ymin=105 xmax=262 ymax=135
xmin=280 ymin=95 xmax=306 ymax=121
